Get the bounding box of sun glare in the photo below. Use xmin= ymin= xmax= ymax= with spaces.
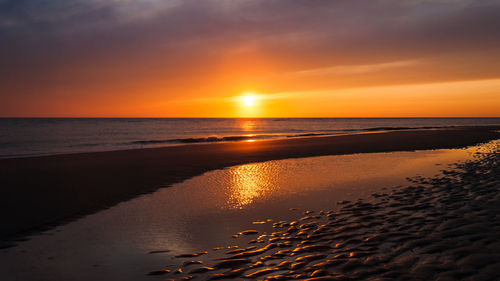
xmin=237 ymin=92 xmax=262 ymax=117
xmin=242 ymin=94 xmax=256 ymax=107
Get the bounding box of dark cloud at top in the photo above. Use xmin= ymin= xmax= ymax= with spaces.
xmin=1 ymin=0 xmax=500 ymax=113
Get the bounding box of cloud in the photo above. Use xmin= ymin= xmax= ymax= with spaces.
xmin=1 ymin=0 xmax=500 ymax=115
xmin=287 ymin=60 xmax=420 ymax=77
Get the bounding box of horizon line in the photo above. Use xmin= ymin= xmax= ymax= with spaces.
xmin=1 ymin=116 xmax=500 ymax=119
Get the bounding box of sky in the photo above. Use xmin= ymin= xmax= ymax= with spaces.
xmin=1 ymin=0 xmax=499 ymax=117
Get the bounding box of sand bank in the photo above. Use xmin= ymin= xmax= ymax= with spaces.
xmin=1 ymin=127 xmax=499 ymax=240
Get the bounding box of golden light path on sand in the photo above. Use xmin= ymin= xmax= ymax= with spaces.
xmin=224 ymin=144 xmax=487 ymax=210
xmin=229 ymin=163 xmax=275 ymax=208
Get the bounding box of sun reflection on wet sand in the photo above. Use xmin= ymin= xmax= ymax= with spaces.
xmin=228 ymin=163 xmax=275 ymax=209
xmin=223 ymin=144 xmax=488 ymax=210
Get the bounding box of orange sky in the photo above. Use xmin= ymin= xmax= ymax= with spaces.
xmin=1 ymin=0 xmax=499 ymax=117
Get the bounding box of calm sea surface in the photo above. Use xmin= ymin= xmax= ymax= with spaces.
xmin=1 ymin=118 xmax=499 ymax=158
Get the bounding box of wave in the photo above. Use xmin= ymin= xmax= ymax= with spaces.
xmin=122 ymin=125 xmax=457 ymax=146
xmin=361 ymin=126 xmax=456 ymax=131
xmin=128 ymin=135 xmax=259 ymax=145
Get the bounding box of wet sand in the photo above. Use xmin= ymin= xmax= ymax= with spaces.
xmin=1 ymin=127 xmax=499 ymax=240
xmin=143 ymin=141 xmax=500 ymax=281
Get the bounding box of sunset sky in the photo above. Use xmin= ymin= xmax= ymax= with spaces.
xmin=1 ymin=0 xmax=499 ymax=117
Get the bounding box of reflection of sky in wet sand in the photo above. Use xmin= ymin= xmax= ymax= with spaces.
xmin=222 ymin=145 xmax=484 ymax=211
xmin=0 ymin=140 xmax=497 ymax=281
xmin=229 ymin=163 xmax=274 ymax=208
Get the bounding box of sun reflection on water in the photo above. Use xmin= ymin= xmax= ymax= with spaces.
xmin=228 ymin=163 xmax=274 ymax=209
xmin=240 ymin=119 xmax=256 ymax=132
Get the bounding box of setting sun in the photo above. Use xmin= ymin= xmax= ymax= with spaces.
xmin=241 ymin=94 xmax=256 ymax=107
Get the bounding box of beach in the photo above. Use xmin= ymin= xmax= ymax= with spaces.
xmin=0 ymin=128 xmax=498 ymax=280
xmin=3 ymin=0 xmax=500 ymax=279
xmin=1 ymin=127 xmax=500 ymax=241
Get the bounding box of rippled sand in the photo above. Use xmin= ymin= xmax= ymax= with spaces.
xmin=148 ymin=143 xmax=500 ymax=280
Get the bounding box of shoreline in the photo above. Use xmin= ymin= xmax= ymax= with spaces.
xmin=1 ymin=127 xmax=499 ymax=241
xmin=1 ymin=123 xmax=500 ymax=160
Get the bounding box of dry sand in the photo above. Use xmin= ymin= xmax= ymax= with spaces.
xmin=1 ymin=127 xmax=499 ymax=242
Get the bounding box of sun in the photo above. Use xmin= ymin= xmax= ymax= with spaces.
xmin=236 ymin=91 xmax=262 ymax=117
xmin=241 ymin=93 xmax=256 ymax=107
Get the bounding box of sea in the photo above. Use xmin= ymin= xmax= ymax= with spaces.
xmin=1 ymin=118 xmax=499 ymax=159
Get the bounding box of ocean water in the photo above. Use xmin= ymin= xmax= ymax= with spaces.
xmin=1 ymin=118 xmax=499 ymax=158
